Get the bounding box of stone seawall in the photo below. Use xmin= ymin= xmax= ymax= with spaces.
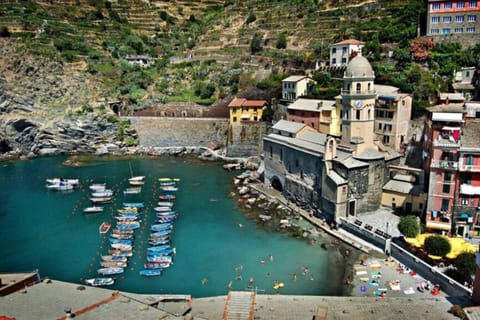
xmin=126 ymin=117 xmax=229 ymax=148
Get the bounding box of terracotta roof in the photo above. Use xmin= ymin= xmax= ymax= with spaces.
xmin=243 ymin=100 xmax=267 ymax=107
xmin=228 ymin=98 xmax=246 ymax=107
xmin=228 ymin=98 xmax=266 ymax=108
xmin=332 ymin=39 xmax=364 ymax=46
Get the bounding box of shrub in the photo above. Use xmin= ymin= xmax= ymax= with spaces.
xmin=397 ymin=215 xmax=420 ymax=238
xmin=276 ymin=33 xmax=287 ymax=49
xmin=0 ymin=26 xmax=11 ymax=37
xmin=453 ymin=252 xmax=476 ymax=278
xmin=107 ymin=115 xmax=118 ymax=123
xmin=250 ymin=33 xmax=263 ymax=54
xmin=424 ymin=235 xmax=451 ymax=257
xmin=246 ymin=13 xmax=256 ymax=24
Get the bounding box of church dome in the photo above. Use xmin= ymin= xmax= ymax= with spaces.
xmin=344 ymin=55 xmax=374 ymax=78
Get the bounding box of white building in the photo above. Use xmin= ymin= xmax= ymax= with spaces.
xmin=329 ymin=39 xmax=364 ymax=67
xmin=281 ymin=75 xmax=314 ymax=103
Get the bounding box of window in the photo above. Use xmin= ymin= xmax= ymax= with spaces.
xmin=444 ymin=2 xmax=452 ymax=8
xmin=456 ymin=16 xmax=464 ymax=22
xmin=455 ymin=27 xmax=464 ymax=33
xmin=356 ymin=83 xmax=361 ymax=92
xmin=295 ymin=159 xmax=299 ymax=167
xmin=468 ymin=14 xmax=477 ymax=22
xmin=332 ymin=58 xmax=336 ymax=65
xmin=332 ymin=47 xmax=337 ymax=54
xmin=269 ymin=146 xmax=272 ymax=157
xmin=443 ymin=183 xmax=451 ymax=193
xmin=341 ymin=58 xmax=347 ymax=64
xmin=443 ymin=16 xmax=452 ymax=23
xmin=444 ymin=172 xmax=452 ymax=181
xmin=467 ymin=155 xmax=474 ymax=165
xmin=432 ymin=16 xmax=440 ymax=23
xmin=430 ymin=28 xmax=440 ymax=34
xmin=461 ymin=196 xmax=471 ymax=205
xmin=432 ymin=2 xmax=440 ymax=9
xmin=356 ymin=110 xmax=360 ymax=120
xmin=461 ymin=173 xmax=472 ymax=184
xmin=457 ymin=1 xmax=465 ymax=8
xmin=233 ymin=116 xmax=237 ymax=122
xmin=279 ymin=149 xmax=283 ymax=161
xmin=441 ymin=199 xmax=450 ymax=212
xmin=467 ymin=27 xmax=476 ymax=32
xmin=378 ymin=123 xmax=382 ymax=130
xmin=342 ymin=46 xmax=347 ymax=53
xmin=470 ymin=1 xmax=478 ymax=8
xmin=443 ymin=28 xmax=451 ymax=34
xmin=383 ymin=135 xmax=390 ymax=144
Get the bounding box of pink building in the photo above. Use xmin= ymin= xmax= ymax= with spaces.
xmin=286 ymin=98 xmax=336 ymax=134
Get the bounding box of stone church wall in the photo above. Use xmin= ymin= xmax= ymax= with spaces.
xmin=227 ymin=122 xmax=267 ymax=157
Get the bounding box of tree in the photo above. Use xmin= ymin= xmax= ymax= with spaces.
xmin=276 ymin=33 xmax=287 ymax=49
xmin=250 ymin=33 xmax=263 ymax=54
xmin=424 ymin=235 xmax=451 ymax=257
xmin=245 ymin=13 xmax=256 ymax=24
xmin=397 ymin=215 xmax=420 ymax=238
xmin=453 ymin=252 xmax=476 ymax=279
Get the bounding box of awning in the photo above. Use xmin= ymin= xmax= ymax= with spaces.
xmin=460 ymin=213 xmax=469 ymax=219
xmin=441 ymin=126 xmax=461 ymax=131
xmin=241 ymin=114 xmax=250 ymax=119
xmin=460 ymin=184 xmax=480 ymax=195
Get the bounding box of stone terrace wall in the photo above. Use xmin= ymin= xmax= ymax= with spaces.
xmin=126 ymin=117 xmax=229 ymax=148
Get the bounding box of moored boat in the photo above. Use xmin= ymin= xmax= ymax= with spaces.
xmin=85 ymin=277 xmax=114 ymax=286
xmin=100 ymin=260 xmax=127 ymax=268
xmin=99 ymin=222 xmax=111 ymax=234
xmin=123 ymin=187 xmax=141 ymax=195
xmin=139 ymin=269 xmax=162 ymax=277
xmin=89 ymin=183 xmax=106 ymax=191
xmin=101 ymin=255 xmax=128 ymax=262
xmin=154 ymin=206 xmax=173 ymax=212
xmin=159 ymin=194 xmax=176 ymax=201
xmin=84 ymin=206 xmax=104 ymax=214
xmin=144 ymin=261 xmax=171 ymax=269
xmin=46 ymin=178 xmax=80 ymax=187
xmin=109 ymin=249 xmax=133 ymax=257
xmin=46 ymin=182 xmax=74 ymax=191
xmin=122 ymin=202 xmax=144 ymax=208
xmin=91 ymin=189 xmax=114 ymax=197
xmin=160 ymin=186 xmax=178 ymax=192
xmin=97 ymin=267 xmax=124 ymax=275
xmin=90 ymin=196 xmax=114 ymax=204
xmin=110 ymin=243 xmax=133 ymax=251
xmin=157 ymin=201 xmax=174 ymax=207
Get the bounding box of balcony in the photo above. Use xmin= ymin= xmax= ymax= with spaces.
xmin=340 ymin=89 xmax=376 ymax=99
xmin=430 ymin=160 xmax=458 ymax=170
xmin=426 ymin=219 xmax=451 ymax=231
xmin=458 ymin=163 xmax=480 ymax=172
xmin=433 ymin=137 xmax=461 ymax=148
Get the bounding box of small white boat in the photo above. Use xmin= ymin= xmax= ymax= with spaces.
xmin=129 ymin=176 xmax=145 ymax=182
xmin=89 ymin=183 xmax=106 ymax=191
xmin=90 ymin=196 xmax=114 ymax=204
xmin=46 ymin=178 xmax=80 ymax=186
xmin=46 ymin=182 xmax=74 ymax=191
xmin=123 ymin=187 xmax=141 ymax=195
xmin=91 ymin=189 xmax=114 ymax=197
xmin=85 ymin=277 xmax=114 ymax=287
xmin=154 ymin=206 xmax=173 ymax=212
xmin=160 ymin=186 xmax=178 ymax=192
xmin=84 ymin=206 xmax=104 ymax=214
xmin=157 ymin=201 xmax=174 ymax=207
xmin=97 ymin=267 xmax=124 ymax=275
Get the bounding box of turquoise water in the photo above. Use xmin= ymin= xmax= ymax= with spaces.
xmin=0 ymin=155 xmax=341 ymax=297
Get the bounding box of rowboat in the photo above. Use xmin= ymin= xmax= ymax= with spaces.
xmin=84 ymin=206 xmax=104 ymax=214
xmin=110 ymin=243 xmax=133 ymax=251
xmin=144 ymin=261 xmax=171 ymax=269
xmin=100 ymin=260 xmax=127 ymax=268
xmin=109 ymin=238 xmax=133 ymax=245
xmin=90 ymin=196 xmax=114 ymax=204
xmin=160 ymin=186 xmax=178 ymax=192
xmin=149 ymin=238 xmax=170 ymax=246
xmin=157 ymin=201 xmax=174 ymax=207
xmin=129 ymin=176 xmax=145 ymax=182
xmin=117 ymin=207 xmax=140 ymax=214
xmin=89 ymin=183 xmax=106 ymax=191
xmin=151 ymin=224 xmax=173 ymax=232
xmin=123 ymin=202 xmax=144 ymax=208
xmin=109 ymin=249 xmax=133 ymax=257
xmin=111 ymin=229 xmax=134 ymax=235
xmin=158 ymin=177 xmax=180 ymax=182
xmin=158 ymin=181 xmax=176 ymax=186
xmin=146 ymin=255 xmax=173 ymax=263
xmin=99 ymin=222 xmax=111 ymax=234
xmin=123 ymin=187 xmax=141 ymax=195
xmin=156 ymin=211 xmax=176 ymax=217
xmin=101 ymin=255 xmax=128 ymax=262
xmin=139 ymin=269 xmax=162 ymax=277
xmin=159 ymin=194 xmax=176 ymax=200
xmin=97 ymin=267 xmax=124 ymax=275
xmin=85 ymin=277 xmax=114 ymax=287
xmin=154 ymin=206 xmax=173 ymax=212
xmin=91 ymin=189 xmax=114 ymax=197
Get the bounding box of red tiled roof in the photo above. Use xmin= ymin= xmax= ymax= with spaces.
xmin=228 ymin=98 xmax=246 ymax=107
xmin=332 ymin=39 xmax=364 ymax=46
xmin=228 ymin=98 xmax=267 ymax=108
xmin=243 ymin=100 xmax=267 ymax=107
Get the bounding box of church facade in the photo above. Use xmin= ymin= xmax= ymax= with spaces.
xmin=263 ymin=56 xmax=401 ymax=221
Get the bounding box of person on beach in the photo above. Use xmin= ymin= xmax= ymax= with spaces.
xmin=292 ymin=273 xmax=297 ymax=281
xmin=269 ymin=254 xmax=274 ymax=262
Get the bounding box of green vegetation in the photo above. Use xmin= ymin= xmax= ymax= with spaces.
xmin=397 ymin=215 xmax=420 ymax=238
xmin=424 ymin=235 xmax=451 ymax=257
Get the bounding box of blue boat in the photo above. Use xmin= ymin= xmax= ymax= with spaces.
xmin=147 ymin=247 xmax=175 ymax=256
xmin=146 ymin=254 xmax=174 ymax=263
xmin=139 ymin=269 xmax=162 ymax=277
xmin=109 ymin=238 xmax=133 ymax=245
xmin=123 ymin=202 xmax=144 ymax=208
xmin=150 ymin=229 xmax=171 ymax=236
xmin=156 ymin=211 xmax=176 ymax=217
xmin=117 ymin=223 xmax=140 ymax=230
xmin=149 ymin=238 xmax=170 ymax=246
xmin=151 ymin=224 xmax=173 ymax=232
xmin=147 ymin=245 xmax=171 ymax=252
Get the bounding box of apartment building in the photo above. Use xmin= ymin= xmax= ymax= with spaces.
xmin=329 ymin=39 xmax=364 ymax=67
xmin=281 ymin=75 xmax=314 ymax=103
xmin=426 ymin=0 xmax=480 ymax=37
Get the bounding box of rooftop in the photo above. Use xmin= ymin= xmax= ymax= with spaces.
xmin=331 ymin=38 xmax=364 ymax=46
xmin=287 ymin=98 xmax=336 ymax=112
xmin=282 ymin=75 xmax=310 ymax=82
xmin=461 ymin=120 xmax=480 ymax=149
xmin=427 ymin=103 xmax=465 ymax=113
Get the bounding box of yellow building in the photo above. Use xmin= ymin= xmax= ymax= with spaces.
xmin=228 ymin=98 xmax=267 ymax=124
xmin=381 ymin=172 xmax=426 ymax=214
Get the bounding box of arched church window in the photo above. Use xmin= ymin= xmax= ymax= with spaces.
xmin=356 ymin=83 xmax=361 ymax=93
xmin=356 ymin=110 xmax=360 ymax=120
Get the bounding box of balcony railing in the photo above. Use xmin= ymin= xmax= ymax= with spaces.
xmin=458 ymin=164 xmax=480 ymax=172
xmin=426 ymin=219 xmax=452 ymax=231
xmin=430 ymin=160 xmax=458 ymax=170
xmin=341 ymin=89 xmax=376 ymax=95
xmin=433 ymin=137 xmax=461 ymax=148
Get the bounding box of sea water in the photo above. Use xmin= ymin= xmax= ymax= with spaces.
xmin=0 ymin=155 xmax=344 ymax=297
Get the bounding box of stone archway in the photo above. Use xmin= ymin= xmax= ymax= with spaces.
xmin=271 ymin=176 xmax=283 ymax=192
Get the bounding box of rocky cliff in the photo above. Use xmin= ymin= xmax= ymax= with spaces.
xmin=0 ymin=38 xmax=122 ymax=159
